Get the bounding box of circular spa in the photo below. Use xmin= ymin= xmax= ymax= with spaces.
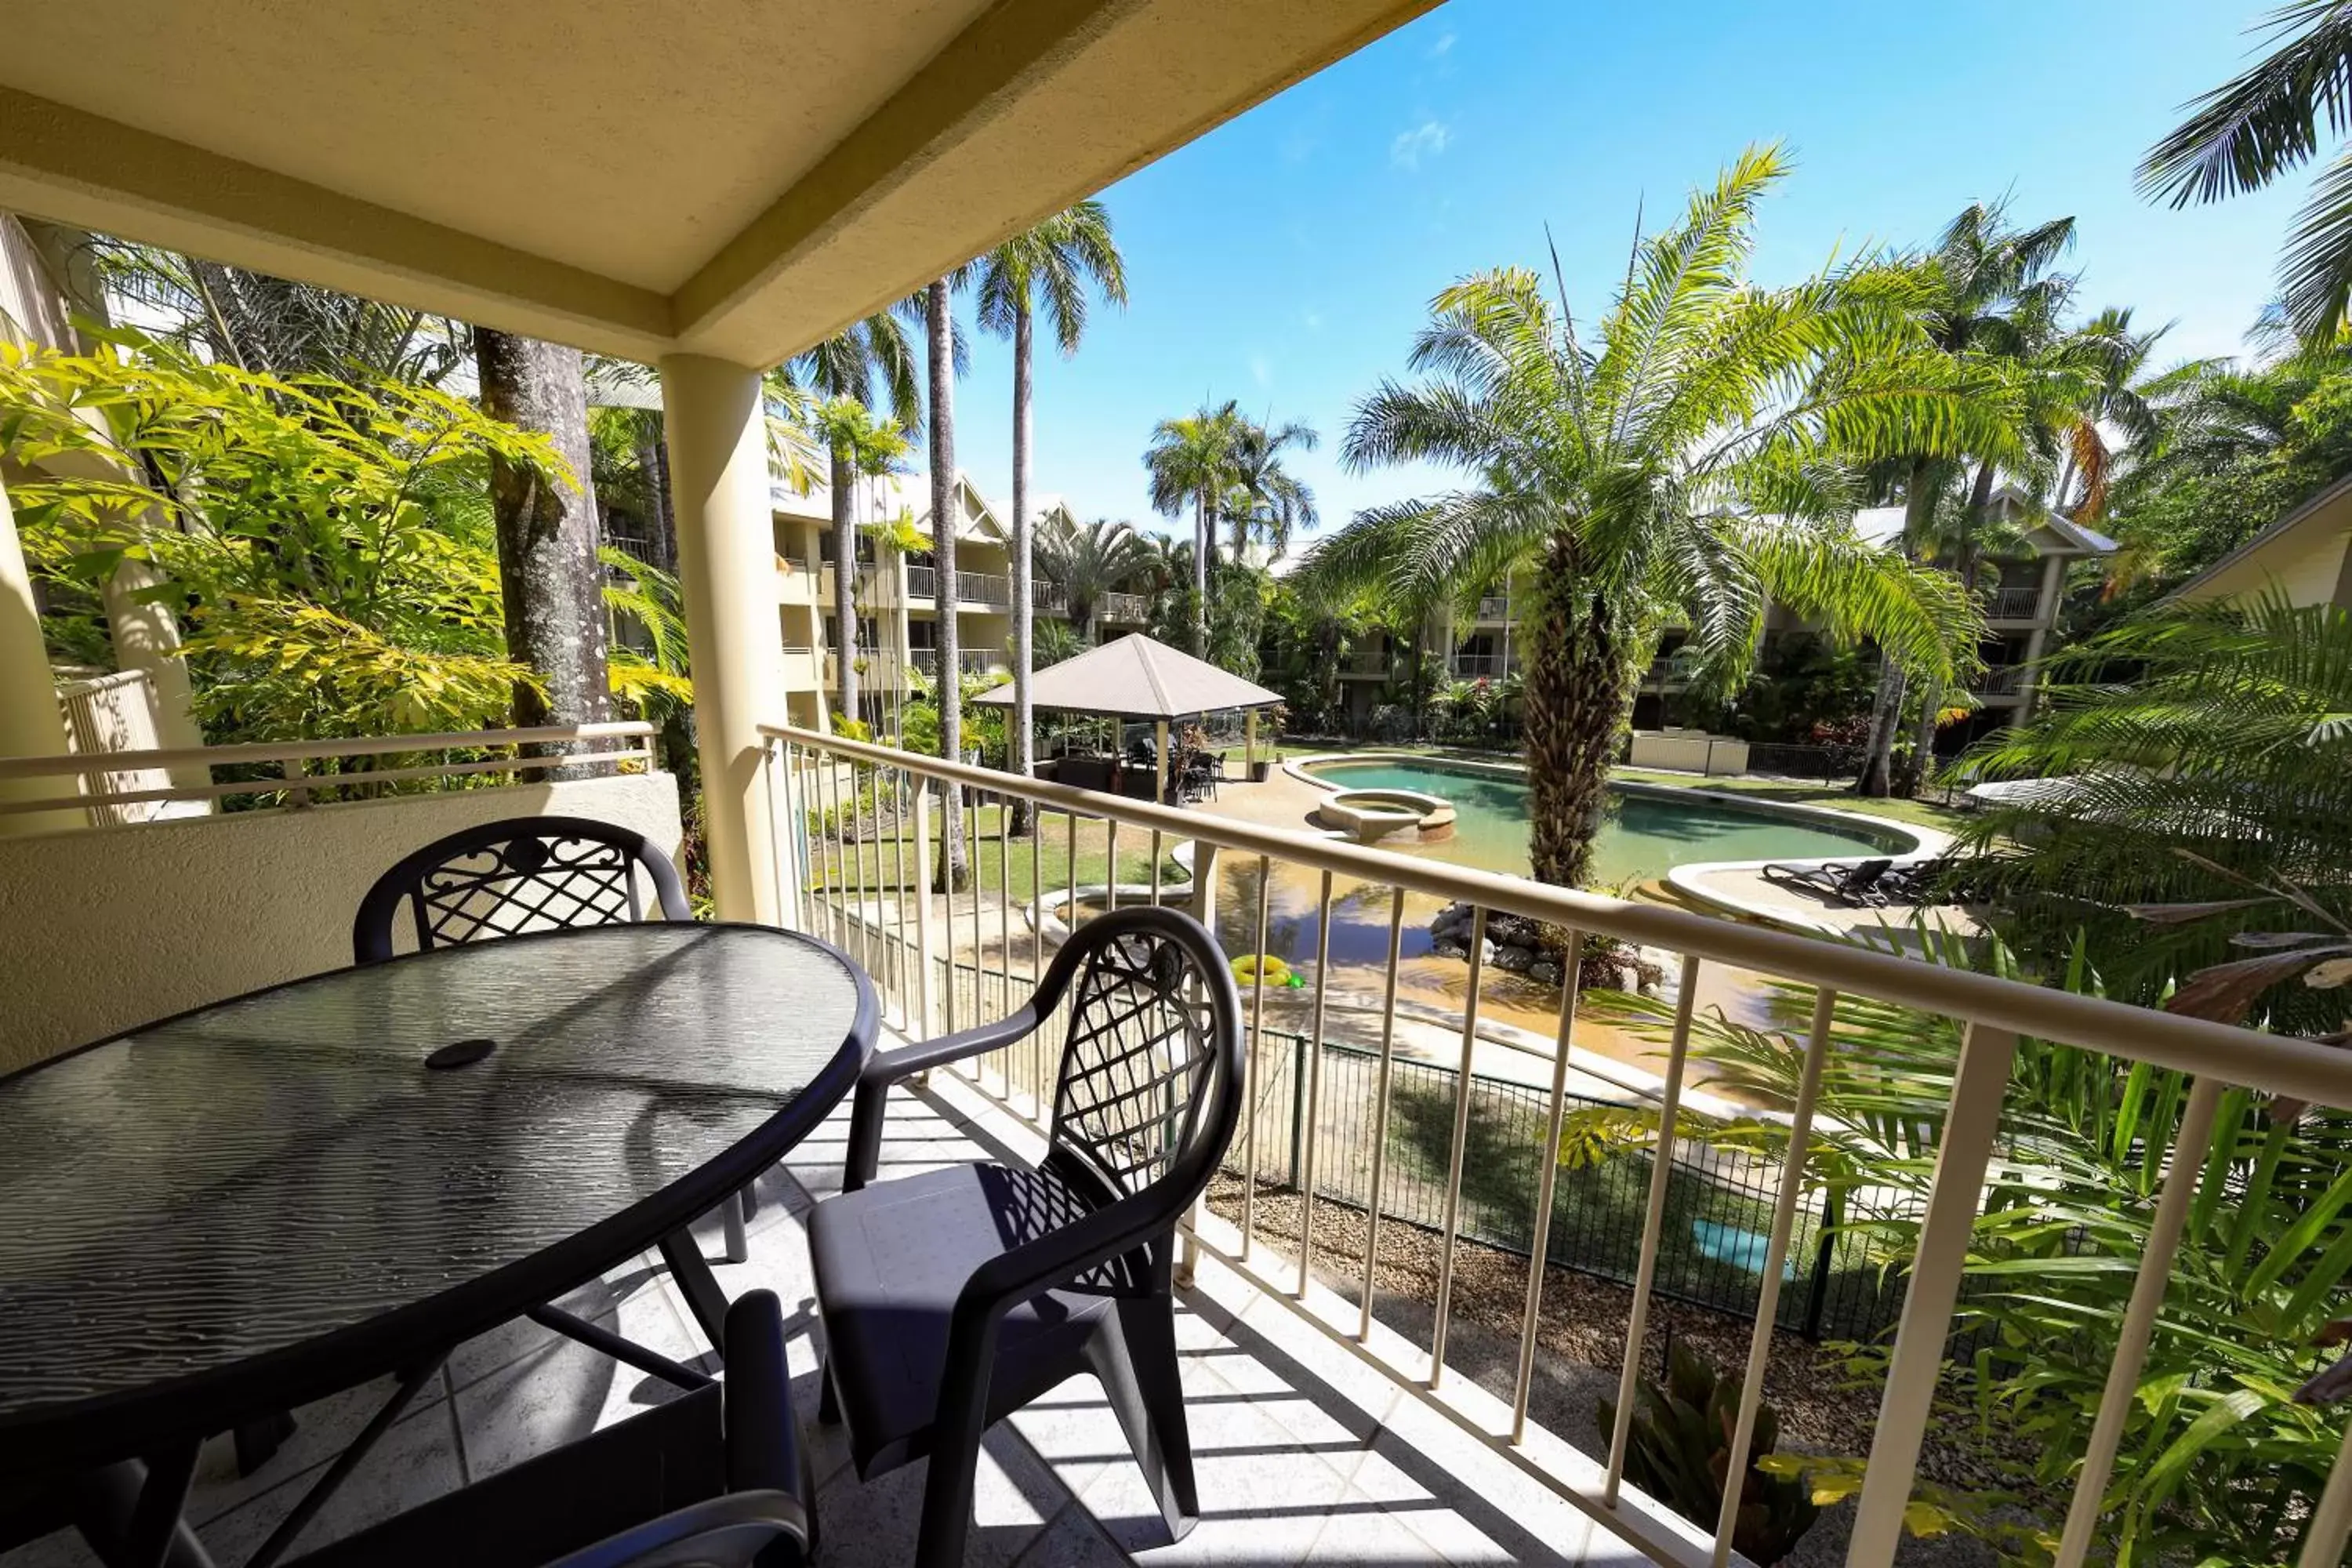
xmin=1314 ymin=787 xmax=1456 ymax=845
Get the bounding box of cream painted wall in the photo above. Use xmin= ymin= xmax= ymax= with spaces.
xmin=0 ymin=771 xmax=684 ymax=1073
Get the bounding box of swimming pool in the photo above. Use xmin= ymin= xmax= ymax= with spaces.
xmin=1302 ymin=757 xmax=1912 ymax=887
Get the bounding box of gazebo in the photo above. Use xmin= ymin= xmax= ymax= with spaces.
xmin=975 ymin=634 xmax=1281 ymax=802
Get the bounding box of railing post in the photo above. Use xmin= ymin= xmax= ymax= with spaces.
xmin=1842 ymin=1023 xmax=2016 ymax=1566
xmin=1287 ymin=1031 xmax=1310 ymax=1186
xmin=1801 ymin=1189 xmax=1841 ymax=1341
xmin=281 ymin=757 xmax=310 ymax=808
xmin=911 ymin=778 xmax=938 ymax=1038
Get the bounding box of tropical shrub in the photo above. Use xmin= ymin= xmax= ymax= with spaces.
xmin=1598 ymin=1339 xmax=1819 ymax=1564
xmin=1584 ymin=929 xmax=2352 ymax=1566
xmin=0 ymin=326 xmax=567 ymax=741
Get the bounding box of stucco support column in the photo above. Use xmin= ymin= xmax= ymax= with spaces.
xmin=661 ymin=354 xmax=783 ymax=924
xmin=0 ymin=473 xmax=79 ymax=833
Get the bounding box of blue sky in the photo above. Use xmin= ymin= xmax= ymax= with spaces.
xmin=940 ymin=0 xmax=2305 ymax=547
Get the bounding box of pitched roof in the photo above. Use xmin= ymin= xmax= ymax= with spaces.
xmin=2165 ymin=469 xmax=2352 ymax=605
xmin=972 ymin=634 xmax=1283 ymax=720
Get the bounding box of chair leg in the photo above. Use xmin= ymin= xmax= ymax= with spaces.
xmin=816 ymin=1362 xmax=841 ymax=1425
xmin=910 ymin=1418 xmax=981 ymax=1568
xmin=720 ymin=1190 xmax=750 ymax=1265
xmin=1088 ymin=1295 xmax=1200 ymax=1542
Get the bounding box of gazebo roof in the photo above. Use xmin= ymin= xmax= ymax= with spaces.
xmin=972 ymin=635 xmax=1281 ymax=721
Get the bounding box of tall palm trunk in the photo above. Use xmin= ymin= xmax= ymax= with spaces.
xmin=1857 ymin=463 xmax=1939 ymax=796
xmin=1523 ymin=539 xmax=1627 ymax=888
xmin=633 ymin=420 xmax=676 ymax=575
xmin=832 ymin=446 xmax=859 ymax=726
xmin=1898 ymin=459 xmax=1998 ymax=795
xmin=926 ymin=279 xmax=968 ymax=891
xmin=1009 ymin=300 xmax=1036 ymax=833
xmin=475 ymin=328 xmax=609 ymax=769
xmin=1193 ymin=495 xmax=1210 ymax=655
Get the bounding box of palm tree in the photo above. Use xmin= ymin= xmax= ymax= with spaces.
xmin=969 ymin=201 xmax=1129 ymax=828
xmin=811 ymin=397 xmax=913 ymax=733
xmin=1296 ymin=146 xmax=1990 ymax=889
xmin=1855 ymin=201 xmax=2079 ymax=796
xmin=789 ymin=314 xmax=920 ymax=724
xmin=1221 ymin=416 xmax=1319 ymax=562
xmin=919 ymin=275 xmax=969 ymax=891
xmin=1144 ymin=401 xmax=1247 ymax=652
xmin=2141 ymin=2 xmax=2352 ymax=346
xmin=1035 ymin=514 xmax=1153 ymax=640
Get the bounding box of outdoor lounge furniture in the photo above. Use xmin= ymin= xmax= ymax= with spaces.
xmin=808 ymin=906 xmax=1244 ymax=1568
xmin=1761 ymin=856 xmax=1895 ymax=907
xmin=352 ymin=814 xmax=691 ymax=957
xmin=289 ymin=1290 xmax=811 ymax=1568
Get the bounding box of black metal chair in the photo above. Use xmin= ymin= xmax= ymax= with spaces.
xmin=289 ymin=1291 xmax=811 ymax=1568
xmin=351 ymin=815 xmax=691 ymax=960
xmin=808 ymin=906 xmax=1243 ymax=1568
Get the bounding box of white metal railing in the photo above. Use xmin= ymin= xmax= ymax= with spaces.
xmin=1450 ymin=652 xmax=1510 ymax=680
xmin=1341 ymin=648 xmax=1388 ymax=676
xmin=56 ymin=670 xmax=183 ymax=826
xmin=1031 ymin=579 xmax=1069 ymax=615
xmin=1976 ymin=664 xmax=2026 ymax=695
xmin=757 ymin=720 xmax=2352 ymax=1568
xmin=1991 ymin=585 xmax=2044 ymax=621
xmin=0 ymin=722 xmax=656 ymax=820
xmin=955 ymin=570 xmax=1011 ymax=607
xmin=1474 ymin=594 xmax=1511 ymax=620
xmin=1099 ymin=591 xmax=1150 ymax=624
xmin=906 ymin=563 xmax=937 ymax=599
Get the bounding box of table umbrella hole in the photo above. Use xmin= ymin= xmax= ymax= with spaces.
xmin=426 ymin=1037 xmax=497 ymax=1070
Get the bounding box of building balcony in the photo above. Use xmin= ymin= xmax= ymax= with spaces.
xmin=1976 ymin=663 xmax=2027 ymax=697
xmin=1098 ymin=591 xmax=1152 ymax=625
xmin=1448 ymin=652 xmax=1512 ymax=680
xmin=1472 ymin=594 xmax=1511 ymax=621
xmin=1338 ymin=649 xmax=1390 ymax=679
xmin=1989 ymin=586 xmax=2045 ymax=622
xmin=909 ymin=648 xmax=1004 ymax=679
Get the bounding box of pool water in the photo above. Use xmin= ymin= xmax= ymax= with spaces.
xmin=1308 ymin=758 xmax=1905 ymax=888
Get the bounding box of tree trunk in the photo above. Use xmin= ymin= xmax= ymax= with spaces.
xmin=634 ymin=420 xmax=676 ymax=575
xmin=1522 ymin=538 xmax=1628 ymax=889
xmin=927 ymin=279 xmax=968 ymax=892
xmin=1192 ymin=495 xmax=1210 ymax=656
xmin=1897 ymin=459 xmax=1996 ymax=796
xmin=1009 ymin=301 xmax=1036 ymax=834
xmin=832 ymin=445 xmax=860 ymax=726
xmin=1856 ymin=461 xmax=1940 ymax=797
xmin=475 ymin=328 xmax=609 ymax=767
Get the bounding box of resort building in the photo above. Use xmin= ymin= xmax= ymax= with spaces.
xmin=767 ymin=472 xmax=1154 ymax=731
xmin=1335 ymin=485 xmax=2116 ymax=748
xmin=2169 ymin=468 xmax=2352 ymax=610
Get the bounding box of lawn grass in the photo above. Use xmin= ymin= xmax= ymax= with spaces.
xmin=808 ymin=800 xmax=1186 ymax=904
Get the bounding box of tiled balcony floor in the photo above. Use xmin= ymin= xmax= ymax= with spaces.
xmin=5 ymin=1072 xmax=1652 ymax=1568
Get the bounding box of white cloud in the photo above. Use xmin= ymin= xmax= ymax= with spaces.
xmin=1428 ymin=31 xmax=1457 ymax=57
xmin=1390 ymin=119 xmax=1450 ymax=171
xmin=1249 ymin=353 xmax=1274 ymax=387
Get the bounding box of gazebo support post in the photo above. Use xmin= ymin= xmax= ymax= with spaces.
xmin=1245 ymin=710 xmax=1258 ymax=778
xmin=1154 ymin=719 xmax=1170 ymax=805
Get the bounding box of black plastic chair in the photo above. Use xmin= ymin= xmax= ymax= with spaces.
xmin=351 ymin=815 xmax=691 ymax=961
xmin=289 ymin=1291 xmax=811 ymax=1568
xmin=808 ymin=906 xmax=1243 ymax=1568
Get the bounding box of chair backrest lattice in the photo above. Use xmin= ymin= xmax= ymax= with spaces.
xmin=353 ymin=815 xmax=691 ymax=964
xmin=1048 ymin=922 xmax=1224 ymax=1200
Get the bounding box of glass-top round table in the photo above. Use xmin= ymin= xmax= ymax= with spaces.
xmin=0 ymin=922 xmax=874 ymax=1473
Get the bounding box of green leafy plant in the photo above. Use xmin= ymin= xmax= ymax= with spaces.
xmin=1597 ymin=1339 xmax=1820 ymax=1564
xmin=0 ymin=325 xmax=568 ymax=742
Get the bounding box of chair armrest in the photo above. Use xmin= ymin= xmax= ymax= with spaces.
xmin=720 ymin=1291 xmax=796 ymax=1498
xmin=842 ymin=1007 xmax=1044 ymax=1192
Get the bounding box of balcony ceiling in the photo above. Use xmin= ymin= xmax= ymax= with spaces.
xmin=0 ymin=0 xmax=1433 ymax=367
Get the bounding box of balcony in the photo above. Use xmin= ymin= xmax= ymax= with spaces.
xmin=1098 ymin=591 xmax=1152 ymax=624
xmin=1338 ymin=648 xmax=1389 ymax=679
xmin=1976 ymin=663 xmax=2027 ymax=696
xmin=1990 ymin=585 xmax=2045 ymax=622
xmin=1448 ymin=652 xmax=1511 ymax=680
xmin=909 ymin=648 xmax=1003 ymax=678
xmin=1472 ymin=594 xmax=1511 ymax=621
xmin=756 ymin=726 xmax=2352 ymax=1568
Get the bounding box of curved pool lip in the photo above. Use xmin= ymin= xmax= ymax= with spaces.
xmin=1285 ymin=749 xmax=1947 ymax=933
xmin=1314 ymin=786 xmax=1457 ymax=844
